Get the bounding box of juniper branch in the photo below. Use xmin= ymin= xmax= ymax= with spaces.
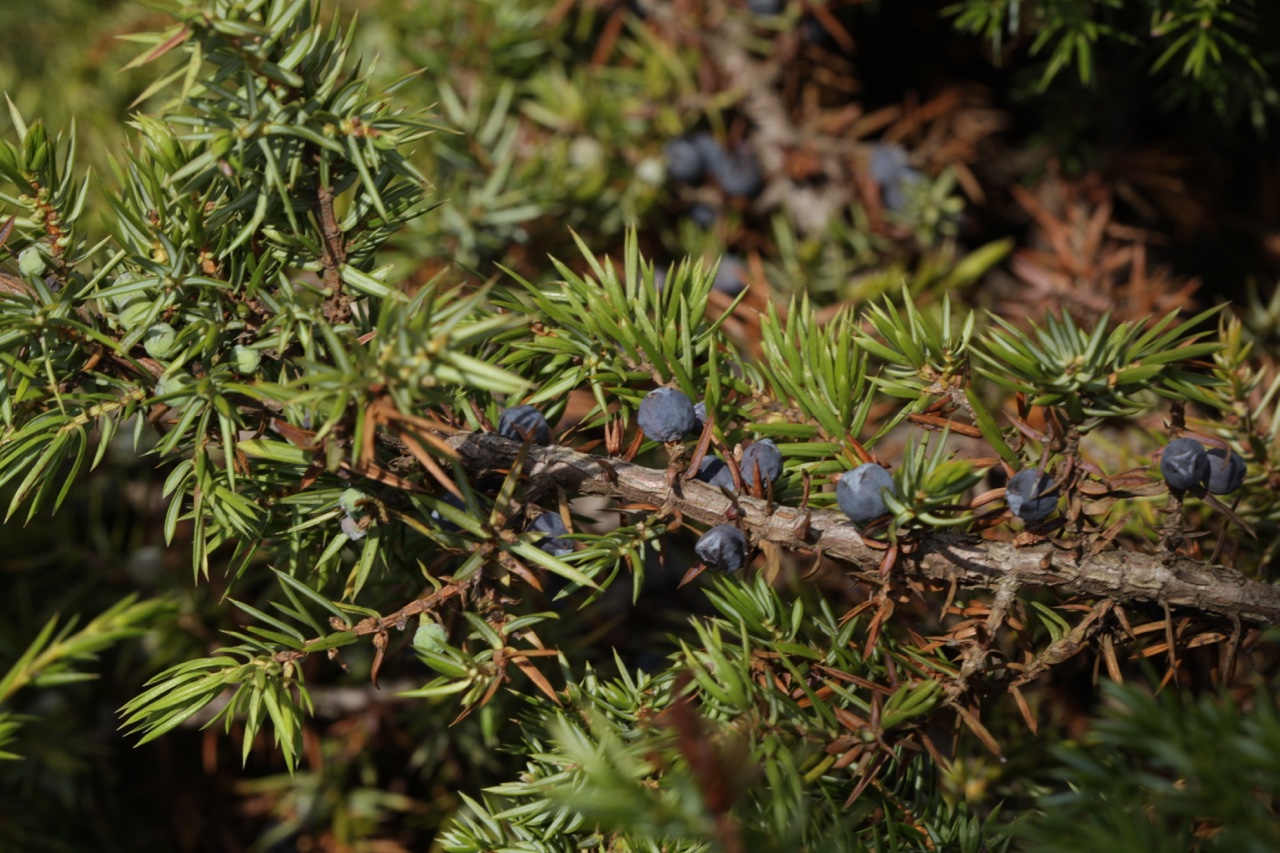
xmin=448 ymin=432 xmax=1280 ymax=627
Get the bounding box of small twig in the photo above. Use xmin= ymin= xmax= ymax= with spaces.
xmin=274 ymin=583 xmax=464 ymax=664
xmin=1010 ymin=600 xmax=1114 ymax=687
xmin=315 ymin=182 xmax=352 ymax=323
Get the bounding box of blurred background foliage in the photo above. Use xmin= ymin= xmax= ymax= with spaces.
xmin=1 ymin=0 xmax=1279 ymax=851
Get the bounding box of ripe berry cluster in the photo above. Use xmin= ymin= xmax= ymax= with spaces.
xmin=664 ymin=133 xmax=762 ymax=200
xmin=468 ymin=394 xmax=1248 ymax=581
xmin=1160 ymin=438 xmax=1246 ymax=495
xmin=663 ymin=129 xmax=763 ymax=251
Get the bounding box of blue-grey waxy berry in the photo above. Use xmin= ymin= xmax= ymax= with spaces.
xmin=692 ymin=401 xmax=708 ymax=432
xmin=688 ymin=203 xmax=717 ymax=230
xmin=528 ymin=512 xmax=573 ymax=557
xmin=869 ymin=142 xmax=909 ymax=185
xmin=695 ymin=455 xmax=737 ymax=490
xmin=638 ymin=388 xmax=697 ymax=442
xmin=869 ymin=143 xmax=924 ymax=213
xmin=1205 ymin=448 xmax=1246 ymax=495
xmin=1161 ymin=438 xmax=1210 ymax=491
xmin=695 ymin=524 xmax=749 ymax=573
xmin=747 ymin=0 xmax=784 ymax=15
xmin=800 ymin=15 xmax=833 ymax=46
xmin=1005 ymin=469 xmax=1057 ymax=521
xmin=740 ymin=439 xmax=783 ymax=491
xmin=499 ymin=404 xmax=551 ymax=445
xmin=340 ymin=515 xmax=366 ymax=541
xmin=665 ymin=137 xmax=705 ymax=184
xmin=708 ymin=146 xmax=763 ymax=198
xmin=692 ymin=132 xmax=723 ymax=166
xmin=836 ymin=463 xmax=897 ymax=525
xmin=712 ymin=255 xmax=747 ymax=296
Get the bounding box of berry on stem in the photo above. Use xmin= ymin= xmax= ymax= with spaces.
xmin=708 ymin=146 xmax=763 ymax=198
xmin=528 ymin=512 xmax=573 ymax=557
xmin=712 ymin=255 xmax=748 ymax=296
xmin=695 ymin=455 xmax=736 ymax=490
xmin=1161 ymin=438 xmax=1209 ymax=491
xmin=695 ymin=524 xmax=749 ymax=573
xmin=430 ymin=492 xmax=468 ymax=532
xmin=339 ymin=488 xmax=368 ymax=518
xmin=340 ymin=515 xmax=366 ymax=541
xmin=869 ymin=143 xmax=925 ymax=213
xmin=688 ymin=203 xmax=717 ymax=230
xmin=664 ymin=137 xmax=705 ymax=184
xmin=499 ymin=405 xmax=552 ymax=445
xmin=1005 ymin=469 xmax=1057 ymax=521
xmin=144 ymin=323 xmax=178 ymax=360
xmin=836 ymin=463 xmax=897 ymax=525
xmin=412 ymin=619 xmax=448 ymax=654
xmin=692 ymin=401 xmax=707 ymax=433
xmin=740 ymin=439 xmax=783 ymax=492
xmin=637 ymin=388 xmax=696 ymax=442
xmin=1205 ymin=447 xmax=1246 ymax=495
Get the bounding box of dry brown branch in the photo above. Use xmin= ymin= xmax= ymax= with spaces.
xmin=448 ymin=432 xmax=1280 ymax=627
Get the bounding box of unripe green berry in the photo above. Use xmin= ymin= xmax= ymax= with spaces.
xmin=17 ymin=246 xmax=45 ymax=277
xmin=117 ymin=299 xmax=153 ymax=330
xmin=339 ymin=488 xmax=368 ymax=518
xmin=143 ymin=323 xmax=177 ymax=359
xmin=569 ymin=136 xmax=605 ymax=170
xmin=154 ymin=373 xmax=194 ymax=407
xmin=233 ymin=345 xmax=261 ymax=374
xmin=412 ymin=619 xmax=449 ymax=653
xmin=635 ymin=156 xmax=664 ymax=185
xmin=110 ymin=273 xmax=145 ymax=310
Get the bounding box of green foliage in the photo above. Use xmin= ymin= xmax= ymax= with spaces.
xmin=945 ymin=0 xmax=1280 ymax=129
xmin=1017 ymin=681 xmax=1280 ymax=853
xmin=0 ymin=596 xmax=171 ymax=760
xmin=0 ymin=0 xmax=1275 ymax=850
xmin=494 ymin=235 xmax=749 ymax=423
xmin=884 ymin=430 xmax=989 ymax=531
xmin=974 ymin=306 xmax=1224 ymax=424
xmin=439 ymin=577 xmax=1010 ymax=853
xmin=754 ymin=295 xmax=876 ymax=442
xmin=859 ymin=287 xmax=976 ymax=401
